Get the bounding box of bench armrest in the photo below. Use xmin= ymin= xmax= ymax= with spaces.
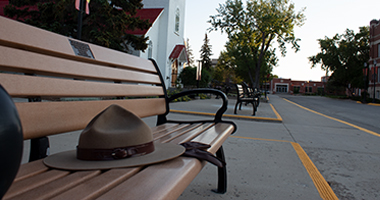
xmin=157 ymin=88 xmax=237 ymax=133
xmin=168 ymin=88 xmax=228 ymax=123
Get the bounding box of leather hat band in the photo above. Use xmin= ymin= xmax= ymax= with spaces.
xmin=77 ymin=141 xmax=154 ymax=161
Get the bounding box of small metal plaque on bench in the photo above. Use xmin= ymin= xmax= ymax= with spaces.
xmin=69 ymin=39 xmax=95 ymax=59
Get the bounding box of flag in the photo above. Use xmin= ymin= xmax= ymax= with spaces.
xmin=75 ymin=0 xmax=90 ymax=15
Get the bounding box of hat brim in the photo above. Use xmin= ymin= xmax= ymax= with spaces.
xmin=43 ymin=142 xmax=185 ymax=170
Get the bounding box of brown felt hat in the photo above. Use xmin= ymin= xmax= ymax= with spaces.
xmin=43 ymin=104 xmax=185 ymax=170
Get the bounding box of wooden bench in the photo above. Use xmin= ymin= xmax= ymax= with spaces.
xmin=234 ymin=84 xmax=260 ymax=116
xmin=242 ymin=82 xmax=261 ymax=107
xmin=0 ymin=16 xmax=236 ymax=200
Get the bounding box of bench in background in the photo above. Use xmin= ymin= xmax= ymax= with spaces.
xmin=234 ymin=83 xmax=260 ymax=116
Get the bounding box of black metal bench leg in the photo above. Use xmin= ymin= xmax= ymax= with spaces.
xmin=29 ymin=136 xmax=50 ymax=162
xmin=234 ymin=101 xmax=239 ymax=114
xmin=212 ymin=146 xmax=227 ymax=194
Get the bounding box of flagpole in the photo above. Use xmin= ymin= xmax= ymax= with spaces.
xmin=77 ymin=0 xmax=84 ymax=40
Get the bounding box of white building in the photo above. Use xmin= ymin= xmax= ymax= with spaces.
xmin=130 ymin=0 xmax=188 ymax=88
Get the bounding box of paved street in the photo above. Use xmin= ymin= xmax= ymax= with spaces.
xmin=281 ymin=95 xmax=380 ymax=135
xmin=275 ymin=95 xmax=380 ymax=200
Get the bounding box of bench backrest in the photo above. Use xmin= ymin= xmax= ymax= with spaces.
xmin=0 ymin=16 xmax=168 ymax=140
xmin=236 ymin=84 xmax=245 ymax=99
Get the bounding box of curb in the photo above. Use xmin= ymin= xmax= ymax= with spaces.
xmin=356 ymin=101 xmax=380 ymax=106
xmin=170 ymin=103 xmax=282 ymax=123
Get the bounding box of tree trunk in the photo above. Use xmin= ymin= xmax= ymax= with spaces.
xmin=250 ymin=61 xmax=259 ymax=89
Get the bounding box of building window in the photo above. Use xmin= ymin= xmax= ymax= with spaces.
xmin=175 ymin=9 xmax=180 ymax=33
xmin=276 ymin=85 xmax=288 ymax=93
xmin=293 ymin=86 xmax=300 ymax=94
xmin=378 ymin=44 xmax=380 ymax=57
xmin=305 ymin=86 xmax=312 ymax=93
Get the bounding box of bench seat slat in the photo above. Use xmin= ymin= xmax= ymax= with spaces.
xmin=153 ymin=124 xmax=191 ymax=140
xmin=8 ymin=171 xmax=100 ymax=200
xmin=3 ymin=170 xmax=70 ymax=200
xmin=150 ymin=123 xmax=179 ymax=134
xmin=97 ymin=123 xmax=235 ymax=200
xmin=51 ymin=168 xmax=142 ymax=200
xmin=0 ymin=17 xmax=157 ymax=73
xmin=156 ymin=123 xmax=204 ymax=143
xmin=169 ymin=123 xmax=215 ymax=144
xmin=16 ymin=99 xmax=167 ymax=139
xmin=97 ymin=157 xmax=203 ymax=200
xmin=0 ymin=74 xmax=164 ymax=98
xmin=14 ymin=159 xmax=49 ymax=182
xmin=0 ymin=46 xmax=161 ymax=84
xmin=192 ymin=123 xmax=235 ymax=153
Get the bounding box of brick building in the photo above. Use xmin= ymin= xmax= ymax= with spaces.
xmin=270 ymin=78 xmax=325 ymax=95
xmin=369 ymin=19 xmax=380 ymax=100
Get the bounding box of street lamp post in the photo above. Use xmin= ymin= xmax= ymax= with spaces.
xmin=373 ymin=60 xmax=377 ymax=103
xmin=363 ymin=63 xmax=368 ymax=103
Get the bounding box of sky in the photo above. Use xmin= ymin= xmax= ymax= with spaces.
xmin=184 ymin=0 xmax=379 ymax=81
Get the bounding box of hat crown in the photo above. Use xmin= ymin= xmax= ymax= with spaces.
xmin=78 ymin=104 xmax=153 ymax=149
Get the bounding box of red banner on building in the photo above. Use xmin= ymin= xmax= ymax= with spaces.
xmin=75 ymin=0 xmax=90 ymax=15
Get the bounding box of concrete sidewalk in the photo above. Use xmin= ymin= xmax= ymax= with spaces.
xmin=168 ymin=95 xmax=336 ymax=200
xmin=169 ymin=95 xmax=282 ymax=122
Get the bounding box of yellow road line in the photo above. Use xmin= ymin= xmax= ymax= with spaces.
xmin=229 ymin=136 xmax=338 ymax=199
xmin=291 ymin=142 xmax=339 ymax=200
xmin=270 ymin=103 xmax=283 ymax=121
xmin=170 ymin=103 xmax=283 ymax=122
xmin=283 ymin=98 xmax=380 ymax=138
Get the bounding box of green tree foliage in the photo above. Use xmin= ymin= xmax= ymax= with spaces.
xmin=309 ymin=27 xmax=369 ymax=93
xmin=213 ymin=51 xmax=242 ymax=84
xmin=209 ymin=0 xmax=305 ymax=88
xmin=200 ymin=33 xmax=213 ymax=71
xmin=4 ymin=0 xmax=151 ymax=52
xmin=224 ymin=32 xmax=277 ymax=86
xmin=178 ymin=67 xmax=211 ymax=88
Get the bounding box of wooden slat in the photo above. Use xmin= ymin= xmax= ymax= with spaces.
xmin=169 ymin=123 xmax=215 ymax=144
xmin=153 ymin=124 xmax=191 ymax=140
xmin=0 ymin=73 xmax=164 ymax=98
xmin=192 ymin=123 xmax=235 ymax=154
xmin=155 ymin=123 xmax=204 ymax=143
xmin=8 ymin=170 xmax=101 ymax=200
xmin=97 ymin=123 xmax=235 ymax=200
xmin=0 ymin=46 xmax=161 ymax=84
xmin=16 ymin=98 xmax=167 ymax=139
xmin=97 ymin=157 xmax=203 ymax=200
xmin=14 ymin=160 xmax=49 ymax=182
xmin=0 ymin=16 xmax=157 ymax=73
xmin=51 ymin=168 xmax=141 ymax=200
xmin=151 ymin=123 xmax=179 ymax=134
xmin=3 ymin=170 xmax=70 ymax=200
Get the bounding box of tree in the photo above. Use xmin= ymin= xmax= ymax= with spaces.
xmin=185 ymin=38 xmax=195 ymax=66
xmin=4 ymin=0 xmax=151 ymax=52
xmin=199 ymin=33 xmax=213 ymax=71
xmin=309 ymin=27 xmax=369 ymax=94
xmin=209 ymin=0 xmax=305 ymax=88
xmin=224 ymin=32 xmax=277 ymax=87
xmin=178 ymin=66 xmax=211 ymax=88
xmin=213 ymin=51 xmax=242 ymax=84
